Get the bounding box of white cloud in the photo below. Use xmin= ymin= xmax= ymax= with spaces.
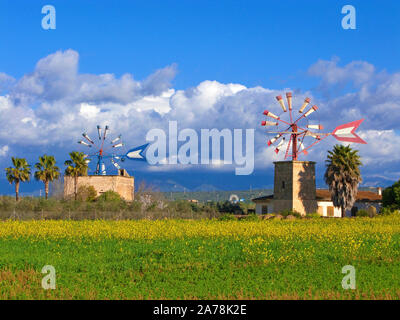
xmin=0 ymin=51 xmax=399 ymax=185
xmin=0 ymin=145 xmax=9 ymax=157
xmin=79 ymin=103 xmax=100 ymax=119
xmin=308 ymin=57 xmax=376 ymax=87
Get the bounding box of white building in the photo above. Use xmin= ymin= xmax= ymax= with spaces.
xmin=253 ymin=188 xmax=382 ymax=217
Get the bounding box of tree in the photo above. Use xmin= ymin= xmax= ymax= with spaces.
xmin=34 ymin=155 xmax=60 ymax=200
xmin=5 ymin=157 xmax=31 ymax=201
xmin=324 ymin=144 xmax=362 ymax=218
xmin=64 ymin=151 xmax=88 ymax=200
xmin=382 ymin=180 xmax=400 ymax=209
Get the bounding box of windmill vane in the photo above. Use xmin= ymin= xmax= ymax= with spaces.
xmin=261 ymin=93 xmax=367 ymax=160
xmin=78 ymin=125 xmax=149 ymax=175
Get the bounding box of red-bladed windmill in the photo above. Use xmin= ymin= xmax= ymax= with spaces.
xmin=261 ymin=93 xmax=367 ymax=160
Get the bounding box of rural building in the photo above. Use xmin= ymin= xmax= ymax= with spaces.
xmin=252 ymin=161 xmax=382 ymax=217
xmin=64 ymin=169 xmax=134 ymax=201
xmin=253 ymin=189 xmax=382 ymax=217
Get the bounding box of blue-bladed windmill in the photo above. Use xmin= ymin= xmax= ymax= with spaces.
xmin=78 ymin=125 xmax=148 ymax=175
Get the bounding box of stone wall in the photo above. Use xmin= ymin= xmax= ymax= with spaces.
xmin=273 ymin=161 xmax=318 ymax=215
xmin=64 ymin=175 xmax=134 ymax=201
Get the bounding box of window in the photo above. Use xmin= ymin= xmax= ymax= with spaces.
xmin=327 ymin=206 xmax=334 ymax=217
xmin=261 ymin=205 xmax=268 ymax=214
xmin=281 ymin=181 xmax=285 ymax=190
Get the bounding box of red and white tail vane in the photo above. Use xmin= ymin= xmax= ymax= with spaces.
xmin=332 ymin=119 xmax=367 ymax=144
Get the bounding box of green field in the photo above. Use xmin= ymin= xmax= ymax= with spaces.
xmin=1 ymin=217 xmax=400 ymax=299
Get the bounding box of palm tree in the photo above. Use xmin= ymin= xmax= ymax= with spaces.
xmin=64 ymin=151 xmax=88 ymax=200
xmin=5 ymin=157 xmax=31 ymax=201
xmin=324 ymin=144 xmax=362 ymax=218
xmin=34 ymin=155 xmax=60 ymax=200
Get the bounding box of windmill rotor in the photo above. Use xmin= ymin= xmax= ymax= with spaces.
xmin=77 ymin=125 xmax=149 ymax=175
xmin=261 ymin=93 xmax=366 ymax=160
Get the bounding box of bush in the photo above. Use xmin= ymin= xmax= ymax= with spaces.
xmin=306 ymin=212 xmax=321 ymax=219
xmin=128 ymin=200 xmax=142 ymax=212
xmin=279 ymin=209 xmax=301 ymax=218
xmin=243 ymin=214 xmax=259 ymax=221
xmin=218 ymin=213 xmax=236 ymax=221
xmin=356 ymin=209 xmax=369 ymax=217
xmin=217 ymin=201 xmax=244 ymax=215
xmin=381 ymin=206 xmax=400 ymax=216
xmin=76 ymin=185 xmax=97 ymax=202
xmin=0 ymin=196 xmax=16 ymax=211
xmin=96 ymin=190 xmax=121 ymax=202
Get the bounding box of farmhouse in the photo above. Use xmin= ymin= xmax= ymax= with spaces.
xmin=253 ymin=188 xmax=382 ymax=217
xmin=252 ymin=161 xmax=382 ymax=217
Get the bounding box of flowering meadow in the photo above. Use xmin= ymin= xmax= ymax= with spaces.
xmin=1 ymin=216 xmax=400 ymax=299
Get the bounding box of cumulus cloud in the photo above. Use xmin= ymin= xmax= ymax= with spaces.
xmin=0 ymin=50 xmax=400 ymax=186
xmin=308 ymin=58 xmax=400 ymax=132
xmin=0 ymin=145 xmax=9 ymax=157
xmin=308 ymin=57 xmax=376 ymax=87
xmin=0 ymin=73 xmax=15 ymax=93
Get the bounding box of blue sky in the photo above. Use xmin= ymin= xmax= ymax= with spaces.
xmin=0 ymin=0 xmax=400 ymax=194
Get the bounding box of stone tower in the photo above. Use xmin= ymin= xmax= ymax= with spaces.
xmin=64 ymin=169 xmax=134 ymax=201
xmin=273 ymin=161 xmax=318 ymax=215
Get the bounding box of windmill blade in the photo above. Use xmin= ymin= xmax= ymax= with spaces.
xmin=299 ymin=97 xmax=311 ymax=113
xmin=125 ymin=143 xmax=149 ymax=161
xmin=274 ymin=138 xmax=285 ymax=154
xmin=267 ymin=133 xmax=284 ymax=146
xmin=97 ymin=125 xmax=102 ymax=140
xmin=82 ymin=133 xmax=94 ymax=144
xmin=78 ymin=140 xmax=92 ymax=147
xmin=305 ymin=131 xmax=321 ymax=140
xmin=261 ymin=120 xmax=278 ymax=126
xmin=112 ymin=143 xmax=124 ymax=148
xmin=103 ymin=125 xmax=109 ymax=141
xmin=286 ymin=92 xmax=292 ymax=111
xmin=332 ymin=119 xmax=367 ymax=144
xmin=111 ymin=158 xmax=121 ymax=169
xmin=303 ymin=105 xmax=318 ymax=117
xmin=111 ymin=134 xmax=122 ymax=144
xmin=263 ymin=110 xmax=279 ymax=120
xmin=297 ymin=139 xmax=308 ymax=155
xmin=307 ymin=124 xmax=324 ymax=130
xmin=276 ymin=96 xmax=287 ymax=112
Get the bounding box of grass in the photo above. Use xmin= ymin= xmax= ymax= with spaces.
xmin=1 ymin=216 xmax=400 ymax=299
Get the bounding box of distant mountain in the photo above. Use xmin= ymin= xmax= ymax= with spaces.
xmin=193 ymin=184 xmax=219 ymax=192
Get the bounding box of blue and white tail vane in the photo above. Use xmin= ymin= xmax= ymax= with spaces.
xmin=125 ymin=143 xmax=149 ymax=162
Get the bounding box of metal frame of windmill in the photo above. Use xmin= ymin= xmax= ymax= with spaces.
xmin=78 ymin=125 xmax=148 ymax=175
xmin=261 ymin=92 xmax=367 ymax=159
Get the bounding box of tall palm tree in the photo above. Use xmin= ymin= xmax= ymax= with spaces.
xmin=34 ymin=155 xmax=60 ymax=200
xmin=64 ymin=151 xmax=88 ymax=200
xmin=5 ymin=157 xmax=31 ymax=201
xmin=324 ymin=144 xmax=362 ymax=218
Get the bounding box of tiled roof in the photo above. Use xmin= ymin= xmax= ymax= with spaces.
xmin=252 ymin=190 xmax=382 ymax=203
xmin=252 ymin=194 xmax=273 ymax=202
xmin=316 ymin=189 xmax=382 ymax=202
